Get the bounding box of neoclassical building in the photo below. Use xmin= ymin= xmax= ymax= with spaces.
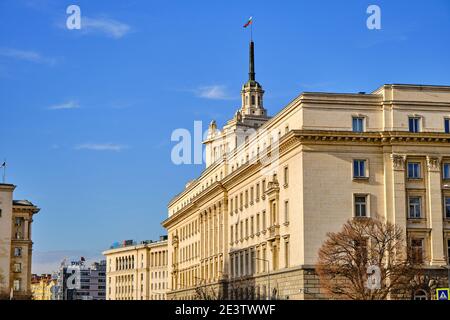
xmin=163 ymin=41 xmax=450 ymax=300
xmin=103 ymin=237 xmax=168 ymax=300
xmin=0 ymin=183 xmax=40 ymax=299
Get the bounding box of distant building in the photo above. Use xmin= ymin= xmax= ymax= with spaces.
xmin=103 ymin=236 xmax=168 ymax=300
xmin=0 ymin=183 xmax=39 ymax=299
xmin=31 ymin=274 xmax=56 ymax=300
xmin=53 ymin=258 xmax=106 ymax=300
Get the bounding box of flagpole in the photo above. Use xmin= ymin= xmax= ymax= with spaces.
xmin=2 ymin=159 xmax=5 ymax=184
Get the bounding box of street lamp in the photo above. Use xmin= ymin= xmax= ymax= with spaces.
xmin=255 ymin=257 xmax=270 ymax=300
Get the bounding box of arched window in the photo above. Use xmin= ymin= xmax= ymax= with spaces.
xmin=413 ymin=289 xmax=428 ymax=300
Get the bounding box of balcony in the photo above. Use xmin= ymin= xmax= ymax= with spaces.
xmin=266 ymin=224 xmax=280 ymax=241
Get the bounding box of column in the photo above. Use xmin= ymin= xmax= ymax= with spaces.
xmin=389 ymin=154 xmax=407 ymax=243
xmin=427 ymin=156 xmax=446 ymax=265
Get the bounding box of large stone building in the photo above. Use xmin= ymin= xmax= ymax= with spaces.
xmin=0 ymin=183 xmax=39 ymax=299
xmin=162 ymin=40 xmax=450 ymax=300
xmin=103 ymin=237 xmax=168 ymax=300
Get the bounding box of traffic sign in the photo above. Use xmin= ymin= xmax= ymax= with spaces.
xmin=436 ymin=288 xmax=449 ymax=300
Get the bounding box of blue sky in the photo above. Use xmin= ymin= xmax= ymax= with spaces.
xmin=0 ymin=0 xmax=449 ymax=273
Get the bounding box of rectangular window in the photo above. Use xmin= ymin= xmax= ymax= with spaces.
xmin=230 ymin=255 xmax=234 ymax=278
xmin=408 ymin=162 xmax=421 ymax=179
xmin=443 ymin=163 xmax=450 ymax=179
xmin=445 ymin=118 xmax=450 ymax=134
xmin=409 ymin=196 xmax=422 ymax=219
xmin=353 ymin=159 xmax=367 ymax=178
xmin=245 ymin=190 xmax=249 ymax=207
xmin=256 ymin=214 xmax=260 ymax=233
xmin=409 ymin=117 xmax=420 ymax=133
xmin=240 ymin=221 xmax=243 ymax=240
xmin=352 ymin=117 xmax=364 ymax=132
xmin=230 ymin=226 xmax=234 ymax=243
xmin=355 ymin=239 xmax=368 ymax=265
xmin=230 ymin=198 xmax=233 ymax=213
xmin=251 ymin=216 xmax=254 ymax=235
xmin=284 ymin=166 xmax=289 ymax=186
xmin=262 ymin=179 xmax=266 ymax=197
xmin=256 ymin=183 xmax=260 ymax=200
xmin=14 ymin=247 xmax=22 ymax=257
xmin=354 ymin=195 xmax=367 ymax=217
xmin=245 ymin=219 xmax=249 ymax=238
xmin=239 ymin=193 xmax=243 ymax=210
xmin=411 ymin=239 xmax=424 ymax=264
xmin=448 ymin=239 xmax=450 ymax=264
xmin=445 ymin=197 xmax=450 ymax=219
xmin=262 ymin=211 xmax=266 ymax=230
xmin=250 ymin=187 xmax=254 ymax=204
xmin=285 ymin=241 xmax=290 ymax=268
xmin=14 ymin=263 xmax=21 ymax=273
xmin=13 ymin=280 xmax=20 ymax=291
xmin=284 ymin=200 xmax=289 ymax=223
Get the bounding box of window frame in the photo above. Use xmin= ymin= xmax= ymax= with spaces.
xmin=443 ymin=163 xmax=450 ymax=180
xmin=354 ymin=194 xmax=369 ymax=218
xmin=445 ymin=197 xmax=450 ymax=219
xmin=410 ymin=238 xmax=424 ymax=264
xmin=407 ymin=162 xmax=422 ymax=179
xmin=352 ymin=116 xmax=365 ymax=133
xmin=408 ymin=116 xmax=421 ymax=133
xmin=408 ymin=196 xmax=422 ymax=219
xmin=353 ymin=159 xmax=368 ymax=179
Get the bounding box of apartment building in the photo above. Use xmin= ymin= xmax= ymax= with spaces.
xmin=103 ymin=237 xmax=168 ymax=300
xmin=0 ymin=183 xmax=39 ymax=299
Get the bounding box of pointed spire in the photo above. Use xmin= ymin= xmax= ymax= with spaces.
xmin=249 ymin=41 xmax=255 ymax=81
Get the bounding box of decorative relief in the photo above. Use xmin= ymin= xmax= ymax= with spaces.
xmin=391 ymin=154 xmax=406 ymax=170
xmin=426 ymin=156 xmax=441 ymax=172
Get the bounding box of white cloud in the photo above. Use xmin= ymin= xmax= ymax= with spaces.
xmin=195 ymin=85 xmax=233 ymax=100
xmin=0 ymin=47 xmax=57 ymax=66
xmin=47 ymin=100 xmax=79 ymax=110
xmin=81 ymin=17 xmax=131 ymax=39
xmin=75 ymin=143 xmax=128 ymax=152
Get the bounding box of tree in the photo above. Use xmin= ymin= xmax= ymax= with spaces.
xmin=193 ymin=278 xmax=220 ymax=300
xmin=316 ymin=218 xmax=420 ymax=300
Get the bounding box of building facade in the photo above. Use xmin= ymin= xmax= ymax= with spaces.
xmin=103 ymin=237 xmax=168 ymax=300
xmin=0 ymin=183 xmax=39 ymax=299
xmin=31 ymin=274 xmax=56 ymax=300
xmin=53 ymin=258 xmax=106 ymax=300
xmin=162 ymin=41 xmax=450 ymax=300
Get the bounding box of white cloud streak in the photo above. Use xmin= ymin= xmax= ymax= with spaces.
xmin=81 ymin=17 xmax=131 ymax=39
xmin=195 ymin=85 xmax=233 ymax=100
xmin=75 ymin=143 xmax=128 ymax=152
xmin=47 ymin=100 xmax=79 ymax=110
xmin=0 ymin=47 xmax=57 ymax=66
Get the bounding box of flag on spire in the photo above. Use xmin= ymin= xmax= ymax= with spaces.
xmin=243 ymin=16 xmax=253 ymax=28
